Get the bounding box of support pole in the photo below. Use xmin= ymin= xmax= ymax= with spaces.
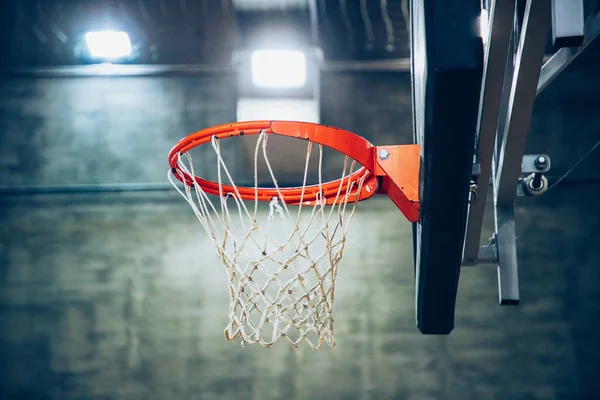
xmin=494 ymin=0 xmax=551 ymax=304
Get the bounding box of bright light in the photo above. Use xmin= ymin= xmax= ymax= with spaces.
xmin=479 ymin=9 xmax=490 ymax=44
xmin=251 ymin=50 xmax=307 ymax=89
xmin=85 ymin=31 xmax=132 ymax=60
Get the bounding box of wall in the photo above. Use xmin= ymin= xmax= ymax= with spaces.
xmin=0 ymin=60 xmax=600 ymax=399
xmin=0 ymin=75 xmax=238 ymax=186
xmin=320 ymin=72 xmax=413 ymax=146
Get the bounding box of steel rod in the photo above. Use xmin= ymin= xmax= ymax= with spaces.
xmin=463 ymin=0 xmax=516 ymax=264
xmin=494 ymin=0 xmax=551 ymax=304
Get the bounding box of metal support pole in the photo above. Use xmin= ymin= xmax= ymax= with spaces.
xmin=463 ymin=0 xmax=516 ymax=264
xmin=494 ymin=0 xmax=551 ymax=304
xmin=495 ymin=25 xmax=517 ymax=170
xmin=494 ymin=207 xmax=519 ymax=304
xmin=496 ymin=0 xmax=551 ymax=205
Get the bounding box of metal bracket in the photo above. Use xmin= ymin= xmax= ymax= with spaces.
xmin=464 ymin=157 xmax=552 ymax=264
xmin=461 ymin=0 xmax=551 ymax=309
xmin=374 ymin=144 xmax=421 ymax=223
xmin=518 ymin=154 xmax=551 ymax=196
xmin=521 ymin=154 xmax=551 ymax=173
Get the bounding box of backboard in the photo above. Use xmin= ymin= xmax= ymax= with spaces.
xmin=410 ymin=0 xmax=484 ymax=334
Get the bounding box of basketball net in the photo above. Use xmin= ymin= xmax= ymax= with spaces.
xmin=168 ymin=130 xmax=365 ymax=349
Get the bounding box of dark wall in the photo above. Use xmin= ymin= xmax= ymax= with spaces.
xmin=517 ymin=59 xmax=600 ymax=397
xmin=528 ymin=59 xmax=600 ymax=177
xmin=0 ymin=59 xmax=600 ymax=399
xmin=320 ymin=71 xmax=413 ymax=145
xmin=0 ymin=75 xmax=238 ymax=186
xmin=0 ymin=72 xmax=412 ymax=188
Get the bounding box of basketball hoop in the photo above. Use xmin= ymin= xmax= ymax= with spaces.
xmin=168 ymin=121 xmax=420 ymax=349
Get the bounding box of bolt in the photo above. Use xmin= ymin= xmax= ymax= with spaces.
xmin=530 ymin=173 xmax=543 ymax=190
xmin=378 ymin=148 xmax=390 ymax=160
xmin=534 ymin=155 xmax=547 ymax=170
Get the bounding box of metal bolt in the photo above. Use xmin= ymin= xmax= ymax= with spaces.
xmin=534 ymin=155 xmax=547 ymax=170
xmin=468 ymin=178 xmax=478 ymax=204
xmin=530 ymin=173 xmax=544 ymax=190
xmin=378 ymin=148 xmax=390 ymax=160
xmin=523 ymin=173 xmax=548 ymax=196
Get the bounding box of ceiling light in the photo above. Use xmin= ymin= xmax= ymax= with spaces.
xmin=85 ymin=31 xmax=132 ymax=60
xmin=251 ymin=50 xmax=307 ymax=89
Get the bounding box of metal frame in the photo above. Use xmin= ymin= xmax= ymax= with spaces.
xmin=495 ymin=0 xmax=548 ymax=303
xmin=538 ymin=11 xmax=600 ymax=95
xmin=463 ymin=0 xmax=517 ymax=265
xmin=465 ymin=1 xmax=595 ymax=267
xmin=493 ymin=0 xmax=550 ymax=304
xmin=461 ymin=0 xmax=595 ymax=308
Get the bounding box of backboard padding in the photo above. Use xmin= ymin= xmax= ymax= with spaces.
xmin=411 ymin=0 xmax=484 ymax=334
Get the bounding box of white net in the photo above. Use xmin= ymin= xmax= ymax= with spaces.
xmin=168 ymin=130 xmax=365 ymax=349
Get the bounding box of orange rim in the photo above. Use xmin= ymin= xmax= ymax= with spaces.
xmin=168 ymin=120 xmax=379 ymax=205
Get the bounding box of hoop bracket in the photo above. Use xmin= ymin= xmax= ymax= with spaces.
xmin=374 ymin=145 xmax=421 ymax=223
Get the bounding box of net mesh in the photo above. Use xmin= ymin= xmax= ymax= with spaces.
xmin=168 ymin=130 xmax=365 ymax=349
